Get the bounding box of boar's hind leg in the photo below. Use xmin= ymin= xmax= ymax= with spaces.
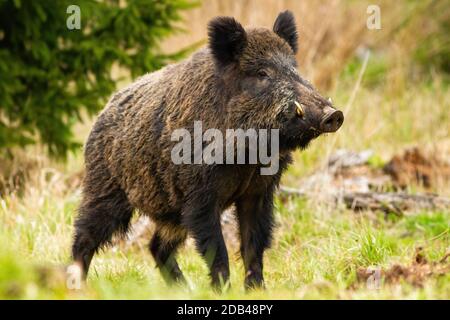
xmin=72 ymin=186 xmax=133 ymax=278
xmin=183 ymin=201 xmax=230 ymax=290
xmin=150 ymin=224 xmax=187 ymax=285
xmin=236 ymin=192 xmax=274 ymax=290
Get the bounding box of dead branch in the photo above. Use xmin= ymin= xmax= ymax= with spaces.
xmin=279 ymin=186 xmax=450 ymax=215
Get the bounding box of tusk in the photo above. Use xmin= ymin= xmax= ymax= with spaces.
xmin=327 ymin=97 xmax=333 ymax=104
xmin=295 ymin=101 xmax=305 ymax=118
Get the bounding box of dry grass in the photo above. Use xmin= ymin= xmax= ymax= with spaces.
xmin=163 ymin=0 xmax=371 ymax=90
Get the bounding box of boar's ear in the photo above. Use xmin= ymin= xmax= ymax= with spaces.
xmin=273 ymin=10 xmax=298 ymax=54
xmin=208 ymin=16 xmax=247 ymax=67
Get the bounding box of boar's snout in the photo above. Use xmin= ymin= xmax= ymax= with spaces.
xmin=319 ymin=107 xmax=344 ymax=133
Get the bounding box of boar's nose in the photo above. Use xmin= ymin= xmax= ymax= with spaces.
xmin=320 ymin=109 xmax=344 ymax=133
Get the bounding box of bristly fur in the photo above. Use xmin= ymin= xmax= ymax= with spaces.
xmin=71 ymin=11 xmax=338 ymax=290
xmin=273 ymin=10 xmax=298 ymax=54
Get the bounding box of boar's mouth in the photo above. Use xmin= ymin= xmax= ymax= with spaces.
xmin=279 ymin=98 xmax=344 ymax=150
xmin=299 ymin=126 xmax=322 ymax=148
xmin=281 ymin=125 xmax=322 ymax=150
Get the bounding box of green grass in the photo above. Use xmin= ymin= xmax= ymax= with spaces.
xmin=0 ymin=188 xmax=448 ymax=299
xmin=0 ymin=51 xmax=449 ymax=299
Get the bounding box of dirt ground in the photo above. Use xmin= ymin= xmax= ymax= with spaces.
xmin=355 ymin=247 xmax=450 ymax=288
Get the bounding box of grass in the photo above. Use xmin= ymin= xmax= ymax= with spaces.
xmin=1 ymin=74 xmax=449 ymax=301
xmin=0 ymin=0 xmax=449 ymax=300
xmin=0 ymin=188 xmax=448 ymax=299
xmin=1 ymin=55 xmax=449 ymax=300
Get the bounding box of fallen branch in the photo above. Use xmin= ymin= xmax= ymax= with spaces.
xmin=279 ymin=186 xmax=450 ymax=215
xmin=118 ymin=188 xmax=449 ymax=249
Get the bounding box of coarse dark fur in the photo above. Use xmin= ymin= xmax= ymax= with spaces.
xmin=72 ymin=11 xmax=343 ymax=290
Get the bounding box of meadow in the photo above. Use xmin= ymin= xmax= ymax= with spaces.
xmin=0 ymin=0 xmax=448 ymax=299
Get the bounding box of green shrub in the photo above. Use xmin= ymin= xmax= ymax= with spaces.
xmin=0 ymin=0 xmax=194 ymax=157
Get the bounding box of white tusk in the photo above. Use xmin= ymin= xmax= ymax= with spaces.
xmin=294 ymin=101 xmax=305 ymax=118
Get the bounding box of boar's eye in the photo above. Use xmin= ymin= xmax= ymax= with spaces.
xmin=257 ymin=70 xmax=269 ymax=79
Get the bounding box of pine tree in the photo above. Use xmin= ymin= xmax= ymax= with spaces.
xmin=0 ymin=0 xmax=194 ymax=158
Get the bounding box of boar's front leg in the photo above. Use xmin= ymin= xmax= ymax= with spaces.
xmin=236 ymin=191 xmax=274 ymax=290
xmin=183 ymin=198 xmax=230 ymax=290
xmin=149 ymin=225 xmax=187 ymax=285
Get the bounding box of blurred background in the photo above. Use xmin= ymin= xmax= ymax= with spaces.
xmin=0 ymin=0 xmax=448 ymax=299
